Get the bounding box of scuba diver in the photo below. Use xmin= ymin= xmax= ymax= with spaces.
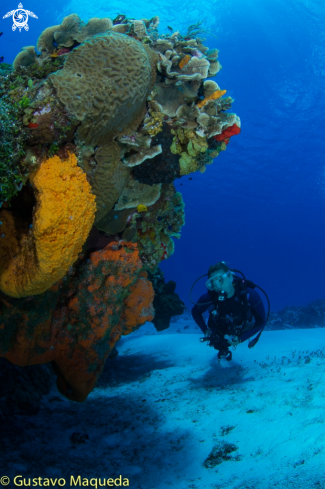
xmin=191 ymin=262 xmax=269 ymax=361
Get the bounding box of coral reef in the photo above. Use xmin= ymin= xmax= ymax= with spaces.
xmin=267 ymin=298 xmax=325 ymax=330
xmin=0 ymin=13 xmax=240 ymax=400
xmin=124 ymin=184 xmax=185 ymax=271
xmin=131 ymin=123 xmax=182 ymax=184
xmin=0 ymin=62 xmax=11 ymax=76
xmin=1 ymin=12 xmax=240 ymax=227
xmin=0 ymin=242 xmax=154 ymax=401
xmin=0 ymin=97 xmax=27 ymax=203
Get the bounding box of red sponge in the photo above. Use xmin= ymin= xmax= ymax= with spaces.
xmin=214 ymin=123 xmax=241 ymax=144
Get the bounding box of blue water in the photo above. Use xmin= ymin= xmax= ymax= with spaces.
xmin=2 ymin=0 xmax=325 ymax=312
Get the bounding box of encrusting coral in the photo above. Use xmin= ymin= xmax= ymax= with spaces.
xmin=0 ymin=13 xmax=241 ymax=400
xmin=0 ymin=153 xmax=96 ymax=297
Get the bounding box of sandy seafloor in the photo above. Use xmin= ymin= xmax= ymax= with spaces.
xmin=4 ymin=318 xmax=325 ymax=489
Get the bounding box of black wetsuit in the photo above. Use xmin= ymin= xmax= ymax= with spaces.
xmin=191 ymin=277 xmax=266 ymax=353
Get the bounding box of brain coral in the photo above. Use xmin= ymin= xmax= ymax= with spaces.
xmin=0 ymin=153 xmax=96 ymax=298
xmin=48 ymin=32 xmax=157 ymax=145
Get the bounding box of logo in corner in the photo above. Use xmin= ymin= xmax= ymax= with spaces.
xmin=3 ymin=3 xmax=38 ymax=32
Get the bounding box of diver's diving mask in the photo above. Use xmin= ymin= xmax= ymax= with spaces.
xmin=205 ymin=270 xmax=233 ymax=291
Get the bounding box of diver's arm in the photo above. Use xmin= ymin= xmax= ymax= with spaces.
xmin=239 ymin=288 xmax=266 ymax=342
xmin=191 ymin=294 xmax=211 ymax=333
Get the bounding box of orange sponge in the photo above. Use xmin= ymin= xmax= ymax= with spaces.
xmin=0 ymin=153 xmax=96 ymax=297
xmin=197 ymin=89 xmax=227 ymax=109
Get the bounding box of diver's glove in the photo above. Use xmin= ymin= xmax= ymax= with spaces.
xmin=224 ymin=334 xmax=240 ymax=348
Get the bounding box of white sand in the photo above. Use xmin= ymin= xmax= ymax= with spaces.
xmin=5 ymin=321 xmax=325 ymax=489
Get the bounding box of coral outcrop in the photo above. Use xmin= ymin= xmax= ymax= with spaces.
xmin=0 ymin=13 xmax=241 ymax=400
